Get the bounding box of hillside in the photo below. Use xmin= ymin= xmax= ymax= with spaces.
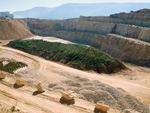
xmin=13 ymin=3 xmax=150 ymax=19
xmin=0 ymin=20 xmax=33 ymax=40
xmin=13 ymin=7 xmax=52 ymax=19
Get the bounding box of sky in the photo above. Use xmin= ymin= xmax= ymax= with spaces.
xmin=0 ymin=0 xmax=150 ymax=13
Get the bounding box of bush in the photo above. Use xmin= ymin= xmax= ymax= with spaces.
xmin=7 ymin=39 xmax=125 ymax=73
xmin=0 ymin=58 xmax=27 ymax=74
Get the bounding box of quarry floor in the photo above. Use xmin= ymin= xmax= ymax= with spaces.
xmin=0 ymin=36 xmax=150 ymax=113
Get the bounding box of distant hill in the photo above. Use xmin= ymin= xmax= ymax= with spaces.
xmin=14 ymin=7 xmax=52 ymax=19
xmin=13 ymin=3 xmax=150 ymax=20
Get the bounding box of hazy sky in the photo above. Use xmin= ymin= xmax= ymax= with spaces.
xmin=0 ymin=0 xmax=150 ymax=13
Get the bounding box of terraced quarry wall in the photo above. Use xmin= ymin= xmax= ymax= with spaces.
xmin=80 ymin=9 xmax=150 ymax=27
xmin=0 ymin=20 xmax=33 ymax=40
xmin=25 ymin=9 xmax=150 ymax=66
xmin=27 ymin=19 xmax=150 ymax=42
xmin=80 ymin=16 xmax=150 ymax=27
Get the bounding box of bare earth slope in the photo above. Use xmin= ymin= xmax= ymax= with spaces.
xmin=0 ymin=20 xmax=33 ymax=40
xmin=0 ymin=36 xmax=150 ymax=113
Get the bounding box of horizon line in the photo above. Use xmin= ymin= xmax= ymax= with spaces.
xmin=1 ymin=2 xmax=150 ymax=13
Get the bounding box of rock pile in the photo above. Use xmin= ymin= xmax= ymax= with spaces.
xmin=48 ymin=76 xmax=150 ymax=113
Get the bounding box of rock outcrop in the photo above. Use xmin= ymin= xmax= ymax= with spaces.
xmin=80 ymin=9 xmax=150 ymax=27
xmin=101 ymin=34 xmax=150 ymax=66
xmin=0 ymin=20 xmax=33 ymax=40
xmin=27 ymin=19 xmax=150 ymax=42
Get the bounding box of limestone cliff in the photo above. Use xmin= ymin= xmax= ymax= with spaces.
xmin=0 ymin=20 xmax=33 ymax=40
xmin=80 ymin=9 xmax=150 ymax=27
xmin=27 ymin=20 xmax=115 ymax=35
xmin=27 ymin=19 xmax=150 ymax=42
xmin=25 ymin=14 xmax=150 ymax=66
xmin=115 ymin=24 xmax=150 ymax=42
xmin=101 ymin=34 xmax=150 ymax=66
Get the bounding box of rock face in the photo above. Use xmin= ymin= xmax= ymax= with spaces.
xmin=26 ymin=19 xmax=150 ymax=42
xmin=102 ymin=34 xmax=150 ymax=66
xmin=115 ymin=24 xmax=150 ymax=42
xmin=110 ymin=9 xmax=150 ymax=27
xmin=25 ymin=9 xmax=150 ymax=66
xmin=80 ymin=9 xmax=150 ymax=27
xmin=0 ymin=20 xmax=33 ymax=40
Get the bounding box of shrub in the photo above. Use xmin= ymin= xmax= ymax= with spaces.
xmin=0 ymin=58 xmax=27 ymax=74
xmin=7 ymin=39 xmax=125 ymax=73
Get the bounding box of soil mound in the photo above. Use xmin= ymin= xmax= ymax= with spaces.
xmin=0 ymin=20 xmax=32 ymax=40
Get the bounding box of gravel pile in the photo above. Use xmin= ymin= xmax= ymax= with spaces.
xmin=48 ymin=76 xmax=150 ymax=113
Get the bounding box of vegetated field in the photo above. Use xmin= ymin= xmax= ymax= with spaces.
xmin=0 ymin=58 xmax=27 ymax=74
xmin=7 ymin=39 xmax=125 ymax=73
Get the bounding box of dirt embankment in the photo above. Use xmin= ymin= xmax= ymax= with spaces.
xmin=0 ymin=20 xmax=33 ymax=40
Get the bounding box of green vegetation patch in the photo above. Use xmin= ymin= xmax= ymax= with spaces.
xmin=7 ymin=39 xmax=125 ymax=73
xmin=0 ymin=58 xmax=27 ymax=74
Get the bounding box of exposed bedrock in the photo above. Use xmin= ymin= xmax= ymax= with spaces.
xmin=101 ymin=34 xmax=150 ymax=66
xmin=0 ymin=20 xmax=33 ymax=40
xmin=27 ymin=20 xmax=115 ymax=35
xmin=80 ymin=16 xmax=150 ymax=28
xmin=80 ymin=9 xmax=150 ymax=27
xmin=26 ymin=20 xmax=150 ymax=66
xmin=27 ymin=19 xmax=150 ymax=42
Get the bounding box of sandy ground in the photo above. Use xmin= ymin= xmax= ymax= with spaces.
xmin=25 ymin=36 xmax=74 ymax=44
xmin=0 ymin=36 xmax=150 ymax=112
